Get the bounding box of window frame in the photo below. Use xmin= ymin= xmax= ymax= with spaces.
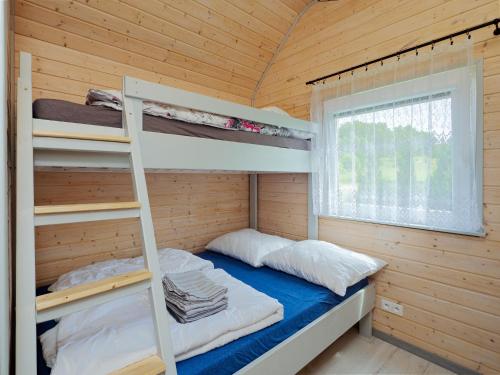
xmin=320 ymin=62 xmax=484 ymax=236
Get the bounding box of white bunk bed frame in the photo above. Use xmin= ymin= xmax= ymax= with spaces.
xmin=18 ymin=51 xmax=375 ymax=375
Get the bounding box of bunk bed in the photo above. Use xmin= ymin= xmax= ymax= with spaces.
xmin=31 ymin=78 xmax=312 ymax=173
xmin=17 ymin=51 xmax=376 ymax=375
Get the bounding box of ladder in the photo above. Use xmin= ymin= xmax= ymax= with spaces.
xmin=15 ymin=52 xmax=176 ymax=375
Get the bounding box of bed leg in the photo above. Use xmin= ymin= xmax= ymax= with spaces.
xmin=359 ymin=310 xmax=373 ymax=338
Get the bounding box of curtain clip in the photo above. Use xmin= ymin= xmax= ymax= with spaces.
xmin=466 ymin=32 xmax=471 ymax=40
xmin=494 ymin=22 xmax=500 ymax=36
xmin=338 ymin=74 xmax=341 ymax=80
xmin=450 ymin=37 xmax=454 ymax=45
xmin=397 ymin=55 xmax=400 ymax=61
xmin=365 ymin=65 xmax=368 ymax=71
xmin=415 ymin=48 xmax=418 ymax=56
xmin=431 ymin=43 xmax=435 ymax=50
xmin=380 ymin=60 xmax=383 ymax=66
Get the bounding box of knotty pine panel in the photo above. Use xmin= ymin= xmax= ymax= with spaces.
xmin=34 ymin=171 xmax=249 ymax=286
xmin=14 ymin=0 xmax=311 ymax=105
xmin=256 ymin=1 xmax=500 ymax=372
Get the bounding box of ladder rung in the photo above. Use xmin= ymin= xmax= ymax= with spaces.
xmin=35 ymin=202 xmax=140 ymax=215
xmin=36 ymin=270 xmax=152 ymax=322
xmin=33 ymin=130 xmax=131 ymax=143
xmin=33 ymin=135 xmax=131 ymax=154
xmin=36 ymin=269 xmax=151 ymax=310
xmin=110 ymin=355 xmax=166 ymax=375
xmin=34 ymin=202 xmax=141 ymax=226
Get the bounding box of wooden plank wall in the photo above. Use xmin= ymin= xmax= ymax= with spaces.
xmin=14 ymin=0 xmax=500 ymax=372
xmin=14 ymin=0 xmax=310 ymax=285
xmin=256 ymin=1 xmax=500 ymax=373
xmin=13 ymin=0 xmax=310 ymax=106
xmin=258 ymin=173 xmax=308 ymax=241
xmin=2 ymin=2 xmax=14 ymax=375
xmin=35 ymin=171 xmax=249 ymax=286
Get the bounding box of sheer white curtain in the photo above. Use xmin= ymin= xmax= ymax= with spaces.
xmin=311 ymin=39 xmax=483 ymax=235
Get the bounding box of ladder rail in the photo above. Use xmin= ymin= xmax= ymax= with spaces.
xmin=123 ymin=94 xmax=176 ymax=375
xmin=15 ymin=52 xmax=37 ymax=375
xmin=15 ymin=52 xmax=172 ymax=375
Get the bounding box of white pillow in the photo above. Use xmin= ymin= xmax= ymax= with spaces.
xmin=260 ymin=106 xmax=290 ymax=117
xmin=49 ymin=248 xmax=214 ymax=292
xmin=262 ymin=240 xmax=386 ymax=296
xmin=206 ymin=228 xmax=295 ymax=267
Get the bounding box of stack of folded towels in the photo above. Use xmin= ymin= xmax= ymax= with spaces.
xmin=162 ymin=271 xmax=228 ymax=323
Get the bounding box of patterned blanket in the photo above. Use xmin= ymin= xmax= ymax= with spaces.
xmin=86 ymin=89 xmax=310 ymax=140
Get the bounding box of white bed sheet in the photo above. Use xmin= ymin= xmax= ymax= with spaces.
xmin=40 ymin=249 xmax=283 ymax=375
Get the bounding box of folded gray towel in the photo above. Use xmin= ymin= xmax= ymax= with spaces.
xmin=162 ymin=271 xmax=228 ymax=323
xmin=167 ymin=291 xmax=227 ymax=313
xmin=163 ymin=271 xmax=227 ymax=300
xmin=166 ymin=297 xmax=228 ymax=323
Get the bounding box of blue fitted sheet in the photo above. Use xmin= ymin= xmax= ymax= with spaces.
xmin=36 ymin=251 xmax=368 ymax=375
xmin=176 ymin=251 xmax=368 ymax=375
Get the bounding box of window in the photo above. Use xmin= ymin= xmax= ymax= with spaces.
xmin=315 ymin=64 xmax=483 ymax=235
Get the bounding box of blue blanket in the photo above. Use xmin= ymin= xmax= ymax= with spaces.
xmin=36 ymin=251 xmax=368 ymax=375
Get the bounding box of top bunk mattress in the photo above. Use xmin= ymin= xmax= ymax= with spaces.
xmin=33 ymin=99 xmax=311 ymax=151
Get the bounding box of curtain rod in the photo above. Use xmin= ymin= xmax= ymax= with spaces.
xmin=306 ymin=18 xmax=500 ymax=86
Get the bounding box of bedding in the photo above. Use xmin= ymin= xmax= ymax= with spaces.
xmin=262 ymin=240 xmax=386 ymax=296
xmin=37 ymin=251 xmax=370 ymax=375
xmin=33 ymin=99 xmax=310 ymax=151
xmin=205 ymin=228 xmax=295 ymax=267
xmin=48 ymin=247 xmax=213 ymax=292
xmin=178 ymin=251 xmax=369 ymax=375
xmin=86 ymin=89 xmax=310 ymax=140
xmin=39 ymin=249 xmax=283 ymax=375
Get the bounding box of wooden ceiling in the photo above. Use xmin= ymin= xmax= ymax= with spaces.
xmin=15 ymin=0 xmax=312 ymax=105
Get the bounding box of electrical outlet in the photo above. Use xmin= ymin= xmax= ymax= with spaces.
xmin=380 ymin=298 xmax=404 ymax=316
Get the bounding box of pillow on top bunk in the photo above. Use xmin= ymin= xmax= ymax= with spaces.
xmin=262 ymin=240 xmax=386 ymax=296
xmin=260 ymin=106 xmax=290 ymax=117
xmin=206 ymin=228 xmax=294 ymax=267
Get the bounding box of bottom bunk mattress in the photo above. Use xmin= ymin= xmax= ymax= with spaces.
xmin=36 ymin=251 xmax=368 ymax=375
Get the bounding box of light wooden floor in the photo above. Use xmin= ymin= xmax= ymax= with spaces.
xmin=298 ymin=328 xmax=456 ymax=375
